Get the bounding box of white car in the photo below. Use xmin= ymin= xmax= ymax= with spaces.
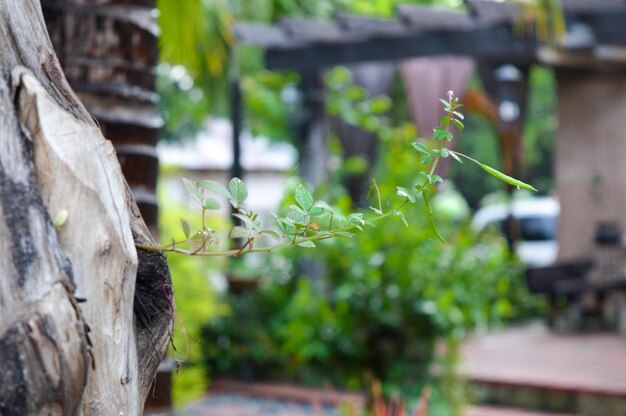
xmin=471 ymin=197 xmax=560 ymax=267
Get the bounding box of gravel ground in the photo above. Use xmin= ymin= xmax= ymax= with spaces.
xmin=181 ymin=393 xmax=343 ymax=416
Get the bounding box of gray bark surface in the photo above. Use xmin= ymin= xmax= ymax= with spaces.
xmin=0 ymin=1 xmax=173 ymax=414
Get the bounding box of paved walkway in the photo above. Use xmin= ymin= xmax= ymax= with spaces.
xmin=181 ymin=381 xmax=365 ymax=416
xmin=181 ymin=393 xmax=341 ymax=416
xmin=465 ymin=406 xmax=574 ymax=416
xmin=182 ymin=323 xmax=626 ymax=415
xmin=460 ymin=322 xmax=626 ymax=396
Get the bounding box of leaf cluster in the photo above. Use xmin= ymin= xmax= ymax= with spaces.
xmin=141 ymin=87 xmax=537 ymax=257
xmin=160 ymin=177 xmax=372 ymax=257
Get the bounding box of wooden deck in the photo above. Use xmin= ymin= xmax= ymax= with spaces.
xmin=461 ymin=322 xmax=626 ymax=415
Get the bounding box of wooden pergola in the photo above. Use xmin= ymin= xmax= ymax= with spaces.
xmin=236 ymin=1 xmax=626 ymax=71
xmin=232 ymin=0 xmax=626 ymax=183
xmin=233 ymin=0 xmax=626 ymax=332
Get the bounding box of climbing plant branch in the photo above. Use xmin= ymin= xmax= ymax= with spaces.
xmin=136 ymin=91 xmax=535 ymax=256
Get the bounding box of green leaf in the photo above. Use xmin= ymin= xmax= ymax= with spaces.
xmin=295 ymin=183 xmax=314 ymax=211
xmin=187 ymin=230 xmax=208 ymax=253
xmin=334 ymin=231 xmax=355 ymax=238
xmin=479 ymin=163 xmax=538 ymax=191
xmin=275 ymin=216 xmax=296 ymax=235
xmin=260 ymin=230 xmax=281 ymax=240
xmin=53 ymin=210 xmax=68 ymax=229
xmin=183 ymin=178 xmax=204 ymax=206
xmin=440 ymin=116 xmax=451 ymax=126
xmin=310 ymin=201 xmax=331 ymax=216
xmin=394 ymin=210 xmax=408 ymax=227
xmin=228 ymin=177 xmax=248 ymax=207
xmin=289 ymin=204 xmax=308 ymax=216
xmin=287 ymin=209 xmax=309 ymax=225
xmin=325 ymin=67 xmax=352 ymax=90
xmin=369 ymin=206 xmax=382 ymax=215
xmin=348 ymin=213 xmax=364 ymax=224
xmin=421 ymin=155 xmax=432 ymax=165
xmin=229 ymin=226 xmax=256 ymax=239
xmin=369 ymin=96 xmax=392 ymax=114
xmin=411 ymin=141 xmax=429 ymax=154
xmin=309 ymin=206 xmax=326 ymax=216
xmin=422 ymin=191 xmax=446 ymax=244
xmin=183 ymin=177 xmax=220 ymax=209
xmin=396 ymin=186 xmax=416 ymax=203
xmin=345 ymin=85 xmax=367 ymax=101
xmin=360 ymin=115 xmax=380 ymax=132
xmin=232 ymin=213 xmax=258 ymax=229
xmin=429 ymin=174 xmax=444 ymax=184
xmin=438 ymin=98 xmax=450 ymax=108
xmin=314 ymin=201 xmax=346 ymax=222
xmin=311 ymin=200 xmax=331 ymax=212
xmin=452 ymin=118 xmax=464 ymax=131
xmin=180 ymin=219 xmax=191 ymax=239
xmin=333 ymin=210 xmax=347 ymax=223
xmin=453 ymin=111 xmax=464 ymax=120
xmin=440 ymin=148 xmax=449 ymax=157
xmin=202 ymin=197 xmax=221 ymax=210
xmin=433 ymin=127 xmax=453 ymax=142
xmin=327 ymin=209 xmax=347 ymax=223
xmin=197 ymin=179 xmax=231 ymax=199
xmin=449 ymin=151 xmax=463 ymax=164
xmin=297 ymin=240 xmax=316 ymax=248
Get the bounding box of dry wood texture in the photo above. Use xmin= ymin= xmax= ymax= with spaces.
xmin=0 ymin=1 xmax=172 ymax=414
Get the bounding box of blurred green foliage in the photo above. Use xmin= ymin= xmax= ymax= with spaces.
xmin=156 ymin=1 xmax=555 ymax=411
xmin=450 ymin=66 xmax=557 ymax=208
xmin=157 ymin=64 xmax=211 ymax=143
xmin=158 ymin=184 xmax=229 ymax=406
xmin=156 ymin=0 xmax=464 ymax=142
xmin=200 ymin=111 xmax=544 ymax=414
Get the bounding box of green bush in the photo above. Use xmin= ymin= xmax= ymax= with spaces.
xmin=158 ymin=184 xmax=229 ymax=405
xmin=199 ymin=121 xmax=543 ymax=414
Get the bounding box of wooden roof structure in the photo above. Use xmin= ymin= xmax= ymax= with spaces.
xmin=235 ymin=0 xmax=626 ymax=71
xmin=232 ymin=1 xmax=626 ymax=315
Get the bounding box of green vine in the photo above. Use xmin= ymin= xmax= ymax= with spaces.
xmin=137 ymin=92 xmax=535 ymax=256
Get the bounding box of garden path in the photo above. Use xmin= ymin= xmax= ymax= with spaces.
xmin=181 ymin=322 xmax=626 ymax=415
xmin=460 ymin=322 xmax=626 ymax=414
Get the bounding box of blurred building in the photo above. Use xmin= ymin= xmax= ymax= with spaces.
xmin=158 ymin=118 xmax=297 ymax=224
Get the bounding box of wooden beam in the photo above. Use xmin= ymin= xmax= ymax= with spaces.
xmin=278 ymin=18 xmax=348 ymax=42
xmin=560 ymin=0 xmax=626 ymax=14
xmin=234 ymin=22 xmax=296 ymax=48
xmin=464 ymin=0 xmax=520 ymax=24
xmin=581 ymin=11 xmax=626 ymax=45
xmin=265 ymin=24 xmax=536 ymax=70
xmin=335 ymin=13 xmax=406 ymax=37
xmin=396 ymin=4 xmax=473 ymax=31
xmin=235 ymin=1 xmax=626 ymax=71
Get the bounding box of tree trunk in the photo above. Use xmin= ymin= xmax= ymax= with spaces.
xmin=0 ymin=1 xmax=173 ymax=415
xmin=41 ymin=0 xmax=162 ymax=235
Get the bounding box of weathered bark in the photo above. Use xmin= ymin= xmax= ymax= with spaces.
xmin=41 ymin=0 xmax=162 ymax=235
xmin=0 ymin=1 xmax=172 ymax=415
xmin=40 ymin=1 xmax=172 ymax=409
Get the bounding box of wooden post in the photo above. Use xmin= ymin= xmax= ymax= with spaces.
xmin=298 ymin=70 xmax=327 ymax=186
xmin=555 ymin=70 xmax=626 ymax=261
xmin=555 ymin=68 xmax=626 ymax=333
xmin=230 ymin=46 xmax=243 ymax=183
